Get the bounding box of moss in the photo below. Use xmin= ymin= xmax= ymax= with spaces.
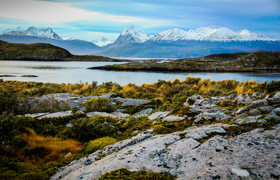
xmin=153 ymin=125 xmax=173 ymax=135
xmin=99 ymin=168 xmax=176 ymax=180
xmin=84 ymin=137 xmax=117 ymax=154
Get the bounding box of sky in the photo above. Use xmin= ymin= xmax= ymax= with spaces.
xmin=0 ymin=0 xmax=279 ymax=41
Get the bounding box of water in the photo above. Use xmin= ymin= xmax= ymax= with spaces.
xmin=0 ymin=60 xmax=280 ymax=85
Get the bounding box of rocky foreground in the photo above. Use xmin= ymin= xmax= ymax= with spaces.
xmin=25 ymin=91 xmax=280 ymax=180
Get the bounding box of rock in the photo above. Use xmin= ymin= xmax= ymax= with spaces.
xmin=24 ymin=112 xmax=49 ymax=118
xmin=231 ymin=168 xmax=250 ymax=177
xmin=259 ymin=106 xmax=273 ymax=113
xmin=235 ymin=107 xmax=247 ymax=114
xmin=194 ymin=114 xmax=203 ymax=123
xmin=185 ymin=124 xmax=227 ymax=140
xmin=249 ymin=100 xmax=268 ymax=108
xmin=164 ymin=115 xmax=185 ymax=122
xmin=148 ymin=111 xmax=170 ymax=120
xmin=244 ymin=94 xmax=253 ymax=105
xmin=235 ymin=115 xmax=263 ymax=124
xmin=64 ymin=152 xmax=72 ymax=158
xmin=113 ymin=97 xmax=151 ymax=106
xmin=134 ymin=108 xmax=153 ymax=117
xmin=272 ymin=107 xmax=280 ymax=116
xmin=235 ymin=94 xmax=244 ymax=105
xmin=66 ymin=123 xmax=73 ymax=128
xmin=38 ymin=111 xmax=73 ymax=119
xmin=86 ymin=111 xmax=130 ymax=119
xmin=252 ymin=92 xmax=264 ymax=99
xmin=51 ymin=125 xmax=280 ymax=180
xmin=236 ymin=113 xmax=248 ymax=119
xmin=268 ymin=92 xmax=280 ymax=104
xmin=202 ymin=112 xmax=230 ymax=121
xmin=265 ymin=114 xmax=280 ymax=121
xmin=249 ymin=109 xmax=262 ymax=116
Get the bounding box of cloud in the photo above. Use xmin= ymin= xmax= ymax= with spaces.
xmin=0 ymin=0 xmax=171 ymax=27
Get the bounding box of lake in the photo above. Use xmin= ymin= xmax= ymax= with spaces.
xmin=0 ymin=60 xmax=280 ymax=85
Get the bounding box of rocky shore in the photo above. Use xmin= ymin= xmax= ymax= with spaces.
xmin=19 ymin=91 xmax=280 ymax=179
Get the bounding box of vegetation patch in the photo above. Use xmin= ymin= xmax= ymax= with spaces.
xmin=84 ymin=137 xmax=117 ymax=154
xmin=99 ymin=168 xmax=176 ymax=180
xmin=84 ymin=97 xmax=116 ymax=113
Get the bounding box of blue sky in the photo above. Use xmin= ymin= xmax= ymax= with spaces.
xmin=0 ymin=0 xmax=279 ymax=41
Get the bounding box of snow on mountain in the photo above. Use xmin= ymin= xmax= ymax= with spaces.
xmin=93 ymin=37 xmax=115 ymax=47
xmin=1 ymin=26 xmax=62 ymax=40
xmin=152 ymin=27 xmax=270 ymax=41
xmin=118 ymin=27 xmax=150 ymax=43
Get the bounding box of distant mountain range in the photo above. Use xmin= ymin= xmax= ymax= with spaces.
xmin=0 ymin=26 xmax=279 ymax=58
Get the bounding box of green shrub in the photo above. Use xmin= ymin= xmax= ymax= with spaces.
xmin=153 ymin=125 xmax=173 ymax=135
xmin=84 ymin=97 xmax=116 ymax=113
xmin=99 ymin=168 xmax=176 ymax=180
xmin=84 ymin=137 xmax=117 ymax=154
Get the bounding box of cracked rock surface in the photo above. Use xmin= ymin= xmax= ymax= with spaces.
xmin=51 ymin=124 xmax=280 ymax=180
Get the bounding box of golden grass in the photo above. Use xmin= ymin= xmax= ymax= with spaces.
xmin=19 ymin=128 xmax=83 ymax=166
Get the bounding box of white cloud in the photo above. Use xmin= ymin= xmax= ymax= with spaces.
xmin=0 ymin=0 xmax=171 ymax=27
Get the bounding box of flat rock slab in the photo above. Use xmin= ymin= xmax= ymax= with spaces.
xmin=113 ymin=97 xmax=151 ymax=106
xmin=148 ymin=111 xmax=170 ymax=120
xmin=38 ymin=111 xmax=73 ymax=119
xmin=86 ymin=111 xmax=130 ymax=119
xmin=235 ymin=115 xmax=264 ymax=124
xmin=51 ymin=124 xmax=280 ymax=180
xmin=163 ymin=115 xmax=185 ymax=122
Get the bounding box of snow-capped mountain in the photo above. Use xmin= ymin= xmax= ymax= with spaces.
xmin=113 ymin=27 xmax=150 ymax=45
xmin=1 ymin=26 xmax=62 ymax=40
xmin=151 ymin=27 xmax=270 ymax=41
xmin=93 ymin=37 xmax=115 ymax=47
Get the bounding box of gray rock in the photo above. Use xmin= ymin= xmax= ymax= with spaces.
xmin=236 ymin=113 xmax=248 ymax=119
xmin=86 ymin=111 xmax=130 ymax=119
xmin=24 ymin=112 xmax=49 ymax=118
xmin=250 ymin=100 xmax=268 ymax=108
xmin=134 ymin=108 xmax=153 ymax=117
xmin=52 ymin=125 xmax=280 ymax=180
xmin=113 ymin=97 xmax=151 ymax=106
xmin=185 ymin=124 xmax=227 ymax=140
xmin=259 ymin=106 xmax=273 ymax=113
xmin=268 ymin=92 xmax=280 ymax=104
xmin=235 ymin=115 xmax=262 ymax=124
xmin=265 ymin=114 xmax=280 ymax=121
xmin=244 ymin=94 xmax=253 ymax=105
xmin=231 ymin=168 xmax=250 ymax=177
xmin=252 ymin=92 xmax=264 ymax=99
xmin=272 ymin=107 xmax=280 ymax=116
xmin=249 ymin=109 xmax=262 ymax=116
xmin=148 ymin=111 xmax=170 ymax=120
xmin=164 ymin=115 xmax=185 ymax=122
xmin=202 ymin=112 xmax=230 ymax=121
xmin=38 ymin=111 xmax=73 ymax=119
xmin=235 ymin=107 xmax=247 ymax=114
xmin=236 ymin=94 xmax=244 ymax=105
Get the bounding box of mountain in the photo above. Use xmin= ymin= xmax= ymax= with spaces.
xmin=2 ymin=26 xmax=62 ymax=40
xmin=93 ymin=37 xmax=115 ymax=47
xmin=0 ymin=40 xmax=123 ymax=61
xmin=112 ymin=27 xmax=150 ymax=45
xmin=0 ymin=27 xmax=100 ymax=55
xmin=95 ymin=27 xmax=279 ymax=58
xmin=151 ymin=27 xmax=270 ymax=41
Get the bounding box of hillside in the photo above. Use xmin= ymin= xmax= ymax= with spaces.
xmin=0 ymin=40 xmax=126 ymax=62
xmin=90 ymin=51 xmax=280 ymax=72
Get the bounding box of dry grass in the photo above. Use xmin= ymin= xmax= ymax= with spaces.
xmin=18 ymin=128 xmax=83 ymax=166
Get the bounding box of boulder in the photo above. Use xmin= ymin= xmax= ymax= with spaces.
xmin=272 ymin=107 xmax=280 ymax=116
xmin=163 ymin=115 xmax=185 ymax=122
xmin=134 ymin=108 xmax=153 ymax=117
xmin=268 ymin=92 xmax=280 ymax=104
xmin=148 ymin=111 xmax=170 ymax=120
xmin=202 ymin=112 xmax=230 ymax=121
xmin=244 ymin=94 xmax=253 ymax=105
xmin=113 ymin=97 xmax=151 ymax=106
xmin=259 ymin=106 xmax=273 ymax=113
xmin=250 ymin=100 xmax=268 ymax=108
xmin=235 ymin=115 xmax=263 ymax=124
xmin=249 ymin=109 xmax=262 ymax=116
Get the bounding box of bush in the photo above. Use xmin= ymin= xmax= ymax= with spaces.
xmin=65 ymin=117 xmax=120 ymax=141
xmin=153 ymin=125 xmax=173 ymax=135
xmin=99 ymin=168 xmax=176 ymax=180
xmin=84 ymin=97 xmax=116 ymax=113
xmin=84 ymin=137 xmax=117 ymax=154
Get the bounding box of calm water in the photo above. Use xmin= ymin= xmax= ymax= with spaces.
xmin=0 ymin=60 xmax=280 ymax=85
